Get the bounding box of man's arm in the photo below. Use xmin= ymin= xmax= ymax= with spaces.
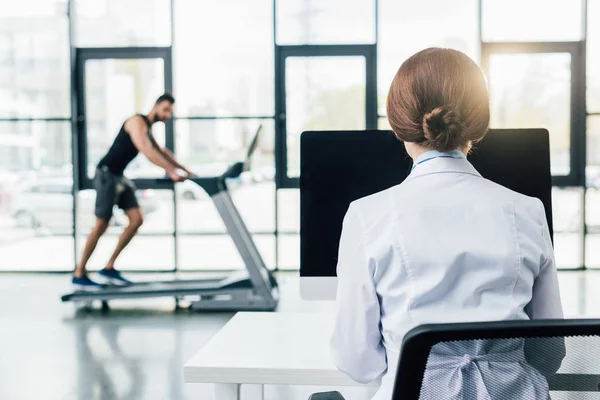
xmin=126 ymin=117 xmax=184 ymax=182
xmin=162 ymin=147 xmax=192 ymax=174
xmin=147 ymin=135 xmax=192 ymax=175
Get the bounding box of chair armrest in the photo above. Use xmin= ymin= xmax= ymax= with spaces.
xmin=548 ymin=373 xmax=600 ymax=392
xmin=308 ymin=391 xmax=346 ymax=400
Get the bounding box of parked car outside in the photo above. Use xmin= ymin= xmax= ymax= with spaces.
xmin=9 ymin=177 xmax=158 ymax=233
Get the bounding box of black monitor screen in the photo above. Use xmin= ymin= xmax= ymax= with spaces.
xmin=299 ymin=129 xmax=553 ymax=278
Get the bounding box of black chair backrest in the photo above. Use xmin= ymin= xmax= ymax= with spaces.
xmin=393 ymin=319 xmax=600 ymax=399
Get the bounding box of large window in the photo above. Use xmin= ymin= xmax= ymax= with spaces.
xmin=175 ymin=119 xmax=276 ymax=270
xmin=378 ymin=0 xmax=479 ymax=115
xmin=588 ymin=0 xmax=600 ymax=113
xmin=276 ymin=0 xmax=376 ymax=45
xmin=74 ymin=0 xmax=171 ymax=47
xmin=486 ymin=51 xmax=573 ymax=176
xmin=481 ymin=0 xmax=588 ymax=269
xmin=276 ymin=188 xmax=300 ymax=268
xmin=173 ymin=0 xmax=276 ymax=270
xmin=2 ymin=0 xmax=598 ymax=272
xmin=553 ymin=187 xmax=584 ymax=269
xmin=83 ymin=57 xmax=167 ymax=179
xmin=481 ymin=0 xmax=584 ymax=42
xmin=587 ymin=0 xmax=600 ymax=269
xmin=174 ymin=119 xmax=274 ymax=182
xmin=0 ymin=1 xmax=70 ymax=118
xmin=284 ymin=55 xmax=367 ymax=177
xmin=174 ymin=0 xmax=274 ymax=117
xmin=0 ymin=1 xmax=72 ymax=271
xmin=0 ymin=122 xmax=73 ymax=271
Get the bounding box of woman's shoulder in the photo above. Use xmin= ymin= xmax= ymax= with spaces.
xmin=478 ymin=177 xmax=545 ymax=210
xmin=351 ymin=184 xmax=400 ymax=212
xmin=349 ymin=184 xmax=402 ymax=233
xmin=476 ymin=177 xmax=548 ymax=230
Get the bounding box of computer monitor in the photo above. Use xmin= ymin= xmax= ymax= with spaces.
xmin=299 ymin=129 xmax=553 ymax=300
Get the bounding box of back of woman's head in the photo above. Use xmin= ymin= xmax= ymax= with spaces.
xmin=386 ymin=48 xmax=490 ymax=152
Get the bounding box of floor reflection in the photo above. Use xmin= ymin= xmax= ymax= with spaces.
xmin=0 ymin=272 xmax=599 ymax=400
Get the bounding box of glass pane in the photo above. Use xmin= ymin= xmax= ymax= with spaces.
xmin=174 ymin=119 xmax=274 ymax=176
xmin=378 ymin=117 xmax=392 ymax=130
xmin=174 ymin=0 xmax=274 ymax=117
xmin=0 ymin=121 xmax=73 ymax=271
xmin=557 ymin=272 xmax=584 ymax=317
xmin=278 ymin=234 xmax=299 ymax=270
xmin=587 ymin=116 xmax=600 ymax=268
xmin=277 ymin=189 xmax=299 ymax=233
xmin=587 ymin=116 xmax=600 ymax=178
xmin=0 ymin=237 xmax=73 ymax=271
xmin=482 ymin=0 xmax=583 ymax=42
xmin=0 ymin=1 xmax=70 ymax=118
xmin=176 ymin=182 xmax=275 ymax=233
xmin=588 ymin=0 xmax=600 ymax=113
xmin=488 ymin=53 xmax=571 ymax=176
xmin=178 ymin=235 xmax=275 ymax=270
xmin=378 ymin=0 xmax=479 ymax=115
xmin=586 ymin=188 xmax=600 ymax=267
xmin=285 ymin=56 xmax=366 ymax=176
xmin=76 ymin=189 xmax=173 ymax=235
xmin=76 ymin=235 xmax=174 ymax=271
xmin=138 ymin=190 xmax=173 ymax=234
xmin=12 ymin=178 xmax=74 ymax=236
xmin=586 ymin=235 xmax=600 ymax=268
xmin=74 ymin=0 xmax=171 ymax=47
xmin=553 ymin=187 xmax=583 ymax=269
xmin=84 ymin=58 xmax=166 ymax=179
xmin=582 ymin=273 xmax=600 ymax=315
xmin=276 ymin=0 xmax=375 ymax=44
xmin=555 ymin=234 xmax=582 ymax=269
xmin=175 ymin=119 xmax=275 ymax=233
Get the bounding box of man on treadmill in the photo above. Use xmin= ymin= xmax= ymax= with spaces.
xmin=73 ymin=93 xmax=192 ymax=289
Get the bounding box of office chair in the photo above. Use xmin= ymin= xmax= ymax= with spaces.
xmin=310 ymin=319 xmax=600 ymax=399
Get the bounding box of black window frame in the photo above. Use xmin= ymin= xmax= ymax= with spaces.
xmin=74 ymin=47 xmax=174 ymax=191
xmin=481 ymin=41 xmax=587 ymax=187
xmin=274 ymin=44 xmax=378 ymax=189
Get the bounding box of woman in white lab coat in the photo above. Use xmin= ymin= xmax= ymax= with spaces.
xmin=330 ymin=48 xmax=564 ymax=399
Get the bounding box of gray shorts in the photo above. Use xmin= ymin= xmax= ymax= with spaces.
xmin=94 ymin=167 xmax=139 ymax=221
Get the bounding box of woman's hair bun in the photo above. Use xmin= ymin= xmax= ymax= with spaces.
xmin=386 ymin=48 xmax=490 ymax=152
xmin=422 ymin=106 xmax=464 ymax=152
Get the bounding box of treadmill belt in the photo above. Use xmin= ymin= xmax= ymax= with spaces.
xmin=61 ymin=279 xmax=229 ymax=302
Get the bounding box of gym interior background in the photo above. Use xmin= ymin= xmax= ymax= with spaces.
xmin=2 ymin=0 xmax=600 ymax=273
xmin=2 ymin=0 xmax=600 ymax=399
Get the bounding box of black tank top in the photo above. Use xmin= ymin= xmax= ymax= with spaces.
xmin=98 ymin=114 xmax=152 ymax=175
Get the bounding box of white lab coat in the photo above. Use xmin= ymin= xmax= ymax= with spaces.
xmin=330 ymin=150 xmax=563 ymax=400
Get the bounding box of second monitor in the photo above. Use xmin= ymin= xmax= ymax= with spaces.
xmin=300 ymin=129 xmax=553 ymax=300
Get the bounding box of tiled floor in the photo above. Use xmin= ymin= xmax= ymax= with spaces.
xmin=0 ymin=271 xmax=597 ymax=400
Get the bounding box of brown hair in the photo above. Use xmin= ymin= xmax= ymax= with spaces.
xmin=156 ymin=93 xmax=175 ymax=104
xmin=386 ymin=48 xmax=490 ymax=152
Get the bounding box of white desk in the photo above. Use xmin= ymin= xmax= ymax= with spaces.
xmin=183 ymin=312 xmax=378 ymax=400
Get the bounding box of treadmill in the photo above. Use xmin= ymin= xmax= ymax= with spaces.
xmin=62 ymin=125 xmax=279 ymax=312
